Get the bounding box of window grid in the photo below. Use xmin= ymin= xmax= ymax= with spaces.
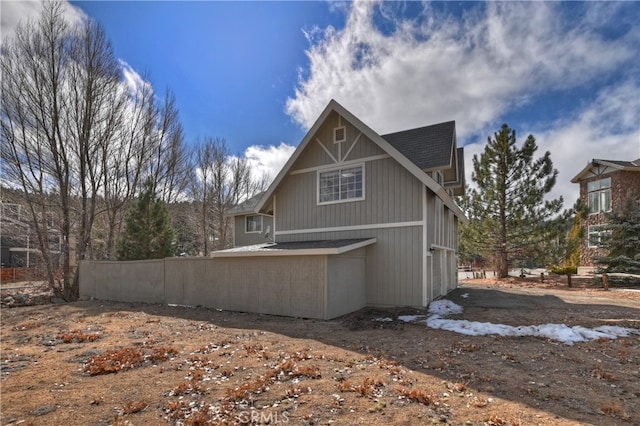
xmin=587 ymin=177 xmax=611 ymax=214
xmin=318 ymin=165 xmax=363 ymax=204
xmin=588 ymin=225 xmax=610 ymax=248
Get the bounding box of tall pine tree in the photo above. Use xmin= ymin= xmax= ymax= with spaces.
xmin=460 ymin=124 xmax=563 ymax=278
xmin=117 ymin=179 xmax=176 ymax=260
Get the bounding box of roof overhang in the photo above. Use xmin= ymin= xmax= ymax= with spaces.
xmin=211 ymin=238 xmax=376 ymax=258
xmin=571 ymin=159 xmax=640 ymax=183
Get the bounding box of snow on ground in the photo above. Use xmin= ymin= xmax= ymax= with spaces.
xmin=399 ymin=299 xmax=639 ymax=345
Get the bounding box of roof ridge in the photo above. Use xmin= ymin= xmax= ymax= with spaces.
xmin=381 ymin=120 xmax=456 ymax=137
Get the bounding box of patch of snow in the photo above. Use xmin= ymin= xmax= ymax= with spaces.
xmin=373 ymin=317 xmax=393 ymax=322
xmin=397 ymin=315 xmax=425 ymax=322
xmin=428 ymin=299 xmax=464 ymax=316
xmin=422 ymin=299 xmax=639 ymax=345
xmin=460 ymin=293 xmax=469 ymax=299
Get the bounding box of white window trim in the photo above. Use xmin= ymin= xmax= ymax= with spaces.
xmin=245 ymin=215 xmax=263 ymax=234
xmin=587 ymin=224 xmax=610 ymax=248
xmin=316 ymin=163 xmax=365 ymax=206
xmin=334 ymin=125 xmax=347 ymax=144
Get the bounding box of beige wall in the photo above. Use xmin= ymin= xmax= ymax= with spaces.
xmin=79 ymin=253 xmax=366 ymax=320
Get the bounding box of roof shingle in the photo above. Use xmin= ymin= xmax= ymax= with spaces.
xmin=381 ymin=121 xmax=455 ymax=170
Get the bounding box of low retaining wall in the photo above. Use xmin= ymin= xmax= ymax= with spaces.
xmin=79 ymin=253 xmax=365 ymax=320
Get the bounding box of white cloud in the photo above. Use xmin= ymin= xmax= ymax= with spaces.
xmin=532 ymin=80 xmax=640 ymax=205
xmin=286 ymin=0 xmax=639 ymax=208
xmin=1 ymin=0 xmax=86 ymax=40
xmin=287 ymin=1 xmax=635 ymax=137
xmin=462 ymin=79 xmax=640 ymax=206
xmin=118 ymin=59 xmax=153 ymax=98
xmin=242 ymin=143 xmax=296 ymax=186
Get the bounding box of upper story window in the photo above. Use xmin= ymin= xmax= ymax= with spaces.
xmin=587 ymin=177 xmax=611 ymax=214
xmin=318 ymin=165 xmax=364 ymax=204
xmin=245 ymin=215 xmax=262 ymax=233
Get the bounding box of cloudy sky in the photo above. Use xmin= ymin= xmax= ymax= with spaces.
xmin=3 ymin=1 xmax=639 ymax=206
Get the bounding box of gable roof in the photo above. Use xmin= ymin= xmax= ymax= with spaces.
xmin=381 ymin=121 xmax=456 ymax=170
xmin=254 ymin=99 xmax=468 ymax=222
xmin=225 ymin=192 xmax=265 ymax=216
xmin=571 ymin=158 xmax=640 ymax=183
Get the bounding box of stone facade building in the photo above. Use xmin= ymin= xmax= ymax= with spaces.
xmin=571 ymin=159 xmax=640 ymax=274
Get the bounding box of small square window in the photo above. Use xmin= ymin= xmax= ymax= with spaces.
xmin=245 ymin=215 xmax=262 ymax=233
xmin=334 ymin=126 xmax=346 ymax=144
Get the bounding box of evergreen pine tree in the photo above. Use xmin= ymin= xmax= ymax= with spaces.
xmin=117 ymin=179 xmax=176 ymax=260
xmin=460 ymin=124 xmax=563 ymax=278
xmin=597 ymin=197 xmax=640 ymax=282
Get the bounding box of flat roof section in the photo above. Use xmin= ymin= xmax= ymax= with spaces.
xmin=211 ymin=238 xmax=376 ymax=257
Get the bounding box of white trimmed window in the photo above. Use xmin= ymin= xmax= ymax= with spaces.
xmin=588 ymin=225 xmax=610 ymax=248
xmin=318 ymin=165 xmax=364 ymax=204
xmin=587 ymin=177 xmax=611 ymax=214
xmin=245 ymin=215 xmax=262 ymax=233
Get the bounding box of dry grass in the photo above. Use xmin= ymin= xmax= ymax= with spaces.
xmin=1 ymin=285 xmax=639 ymax=425
xmin=83 ymin=346 xmax=177 ymax=375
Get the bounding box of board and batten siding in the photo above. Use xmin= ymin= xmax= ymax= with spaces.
xmin=277 ymin=157 xmax=423 ymax=232
xmin=277 ymin=227 xmax=423 ymax=307
xmin=293 ymin=111 xmax=386 ymax=171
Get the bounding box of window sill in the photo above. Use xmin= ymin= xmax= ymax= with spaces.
xmin=317 ymin=197 xmax=365 ymax=206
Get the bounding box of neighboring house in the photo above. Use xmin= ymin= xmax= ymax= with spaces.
xmin=226 ymin=192 xmax=275 ymax=247
xmin=220 ymin=99 xmax=467 ymax=312
xmin=0 ymin=201 xmax=62 ymax=269
xmin=571 ymin=158 xmax=640 ymax=274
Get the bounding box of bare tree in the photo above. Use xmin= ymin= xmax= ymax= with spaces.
xmin=189 ymin=137 xmax=266 ymax=253
xmin=1 ymin=3 xmax=143 ymax=297
xmin=99 ymin=77 xmax=155 ymax=259
xmin=1 ymin=3 xmax=72 ymax=290
xmin=190 ymin=137 xmax=218 ymax=255
xmin=147 ymin=91 xmax=191 ymax=204
xmin=64 ymin=19 xmax=124 ymax=281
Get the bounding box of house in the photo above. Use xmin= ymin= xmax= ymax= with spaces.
xmin=570 ymin=158 xmax=640 ymax=274
xmin=226 ymin=192 xmax=275 ymax=247
xmin=218 ymin=99 xmax=467 ymax=314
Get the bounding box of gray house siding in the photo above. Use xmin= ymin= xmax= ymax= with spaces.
xmin=277 ymin=227 xmax=423 ymax=307
xmin=233 ymin=214 xmax=274 ymax=247
xmin=221 ymin=101 xmax=466 ymax=314
xmin=277 ymin=157 xmax=423 ymax=232
xmin=326 ymin=248 xmax=367 ymax=319
xmin=272 ymin=118 xmax=429 ymax=308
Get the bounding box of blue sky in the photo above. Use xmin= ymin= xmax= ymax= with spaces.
xmin=3 ymin=1 xmax=640 ymax=205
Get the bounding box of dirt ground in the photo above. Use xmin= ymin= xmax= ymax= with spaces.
xmin=1 ymin=276 xmax=639 ymax=425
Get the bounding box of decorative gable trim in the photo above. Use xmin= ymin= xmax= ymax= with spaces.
xmin=571 ymin=158 xmax=640 ymax=183
xmin=315 ymin=137 xmax=338 ymax=163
